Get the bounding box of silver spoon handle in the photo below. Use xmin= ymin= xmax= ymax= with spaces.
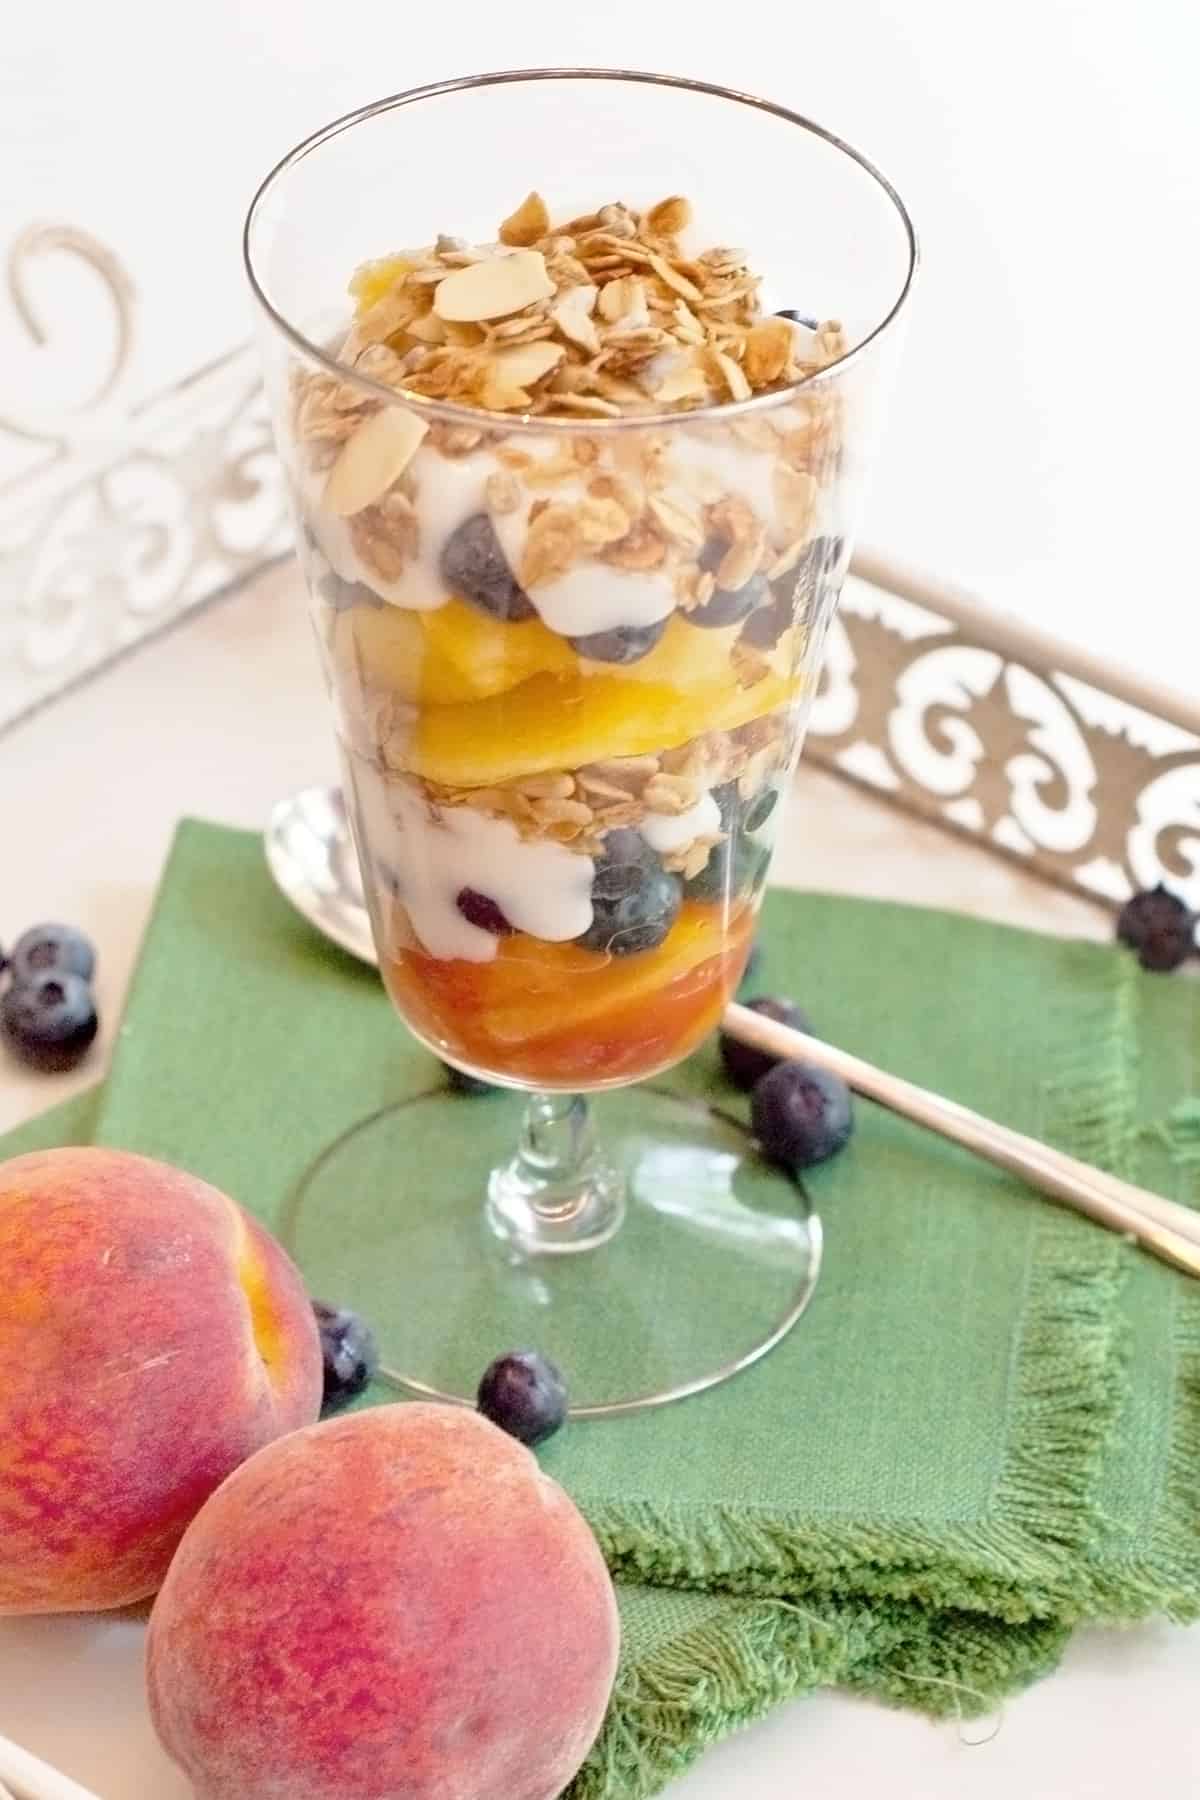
xmin=0 ymin=1734 xmax=101 ymax=1800
xmin=722 ymin=1003 xmax=1200 ymax=1279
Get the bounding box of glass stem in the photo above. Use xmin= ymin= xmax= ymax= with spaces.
xmin=487 ymin=1092 xmax=625 ymax=1255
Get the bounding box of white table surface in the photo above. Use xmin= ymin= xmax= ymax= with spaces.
xmin=2 ymin=562 xmax=1199 ymax=1798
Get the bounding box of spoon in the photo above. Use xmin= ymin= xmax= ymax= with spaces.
xmin=0 ymin=1731 xmax=101 ymax=1800
xmin=265 ymin=786 xmax=375 ymax=967
xmin=264 ymin=785 xmax=1200 ymax=1278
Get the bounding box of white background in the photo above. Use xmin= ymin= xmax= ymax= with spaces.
xmin=4 ymin=0 xmax=1200 ymax=697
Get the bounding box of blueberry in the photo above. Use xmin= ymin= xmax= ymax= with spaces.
xmin=9 ymin=923 xmax=95 ymax=985
xmin=682 ymin=840 xmax=730 ymax=902
xmin=743 ymin=788 xmax=778 ymax=834
xmin=569 ymin=617 xmax=667 ymax=664
xmin=590 ymin=828 xmax=657 ymax=899
xmin=477 ymin=1350 xmax=568 ymax=1447
xmin=774 ymin=308 xmax=819 ymax=330
xmin=443 ymin=1061 xmax=498 ymax=1095
xmin=456 ymin=888 xmax=514 ymax=936
xmin=312 ymin=1302 xmax=379 ymax=1415
xmin=441 ymin=514 xmax=535 ymax=621
xmin=685 ymin=538 xmax=769 ymax=628
xmin=708 ymin=782 xmax=740 ymax=831
xmin=1 ymin=972 xmax=98 ymax=1071
xmin=751 ymin=1061 xmax=854 ymax=1169
xmin=711 ymin=780 xmax=777 ymax=845
xmin=720 ymin=995 xmax=815 ymax=1090
xmin=683 ymin=834 xmax=768 ymax=902
xmin=577 ymin=839 xmax=681 ymax=956
xmin=1116 ymin=884 xmax=1196 ymax=972
xmin=742 ymin=534 xmax=846 ymax=650
xmin=738 ymin=590 xmax=792 ymax=651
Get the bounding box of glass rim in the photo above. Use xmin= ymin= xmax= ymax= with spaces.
xmin=243 ymin=66 xmax=920 ymax=435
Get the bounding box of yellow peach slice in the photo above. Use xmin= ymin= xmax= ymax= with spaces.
xmin=339 ymin=606 xmax=476 ymax=708
xmin=340 ymin=601 xmax=579 ymax=708
xmin=401 ymin=667 xmax=801 ymax=785
xmin=478 ymin=903 xmax=735 ymax=1045
xmin=350 ymin=256 xmax=416 ymax=313
xmin=420 ymin=599 xmax=577 ymax=698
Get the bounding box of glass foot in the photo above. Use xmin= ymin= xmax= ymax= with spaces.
xmin=281 ymin=1084 xmax=822 ymax=1416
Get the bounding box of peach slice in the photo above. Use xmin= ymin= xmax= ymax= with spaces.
xmin=402 ymin=666 xmax=801 ymax=785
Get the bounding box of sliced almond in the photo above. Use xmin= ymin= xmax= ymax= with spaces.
xmin=323 ymin=407 xmax=429 ymax=517
xmin=555 ymin=392 xmax=623 ymax=417
xmin=646 ymin=195 xmax=692 ymax=236
xmin=499 ymin=191 xmax=551 ymax=247
xmin=647 ymin=252 xmax=704 ymax=304
xmin=551 ymin=286 xmax=600 ymax=353
xmin=623 ymin=278 xmax=651 ymax=328
xmin=712 ymin=348 xmax=752 ymax=402
xmin=591 ymin=371 xmax=654 ymax=409
xmin=489 ymin=341 xmax=565 ymax=387
xmin=654 ymin=362 xmax=710 ymax=405
xmin=598 ymin=275 xmax=649 ymax=325
xmin=597 ymin=279 xmax=628 ymax=323
xmin=671 ymin=299 xmax=706 ymax=345
xmin=433 ymin=250 xmax=554 ymax=323
xmin=404 ymin=311 xmax=448 ymax=346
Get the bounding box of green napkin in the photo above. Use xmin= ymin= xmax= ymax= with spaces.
xmin=7 ymin=820 xmax=1199 ymax=1799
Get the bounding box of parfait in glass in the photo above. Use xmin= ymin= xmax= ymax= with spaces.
xmin=246 ymin=71 xmax=916 ymax=1412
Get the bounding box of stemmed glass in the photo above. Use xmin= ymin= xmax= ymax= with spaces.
xmin=245 ymin=70 xmax=916 ymax=1412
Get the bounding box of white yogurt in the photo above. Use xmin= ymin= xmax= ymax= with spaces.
xmin=487 ymin=444 xmax=676 ymax=635
xmin=522 ymin=558 xmax=675 ymax=636
xmin=640 ymin=790 xmax=722 ymax=855
xmin=351 ymin=768 xmax=595 ymax=962
xmin=669 ymin=434 xmax=781 ymax=541
xmin=310 ymin=412 xmax=809 ymax=631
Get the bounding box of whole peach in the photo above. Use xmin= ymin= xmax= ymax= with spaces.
xmin=147 ymin=1404 xmax=620 ymax=1800
xmin=0 ymin=1147 xmax=322 ymax=1613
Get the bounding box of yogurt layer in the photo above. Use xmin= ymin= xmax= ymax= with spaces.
xmin=349 ymin=761 xmax=595 ymax=962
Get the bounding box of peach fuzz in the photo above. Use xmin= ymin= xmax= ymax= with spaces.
xmin=0 ymin=1146 xmax=322 ymax=1614
xmin=147 ymin=1404 xmax=621 ymax=1800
